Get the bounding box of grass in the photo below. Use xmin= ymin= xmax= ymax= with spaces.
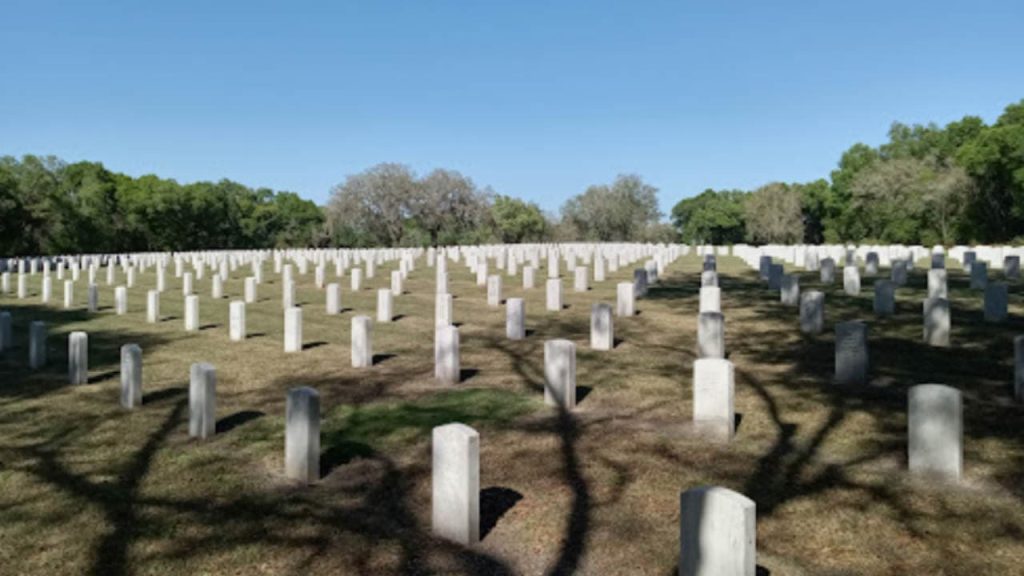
xmin=0 ymin=252 xmax=1022 ymax=575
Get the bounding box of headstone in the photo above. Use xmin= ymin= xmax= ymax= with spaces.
xmin=544 ymin=339 xmax=577 ymax=409
xmin=435 ymin=325 xmax=460 ymax=384
xmin=843 ymin=266 xmax=861 ymax=296
xmin=189 ymin=363 xmax=216 ymax=439
xmin=891 ymin=260 xmax=907 ymax=286
xmin=927 ymin=269 xmax=947 ymax=299
xmin=692 ymin=358 xmax=735 ymax=439
xmin=88 ymin=284 xmax=99 ymax=312
xmin=758 ymin=255 xmax=772 ymax=280
xmin=633 ymin=269 xmax=648 ymax=297
xmin=546 ymin=278 xmax=562 ymax=312
xmin=984 ymin=282 xmax=1008 ymax=323
xmin=229 ymin=301 xmax=246 ymax=341
xmin=63 ymin=280 xmax=73 ymax=309
xmin=873 ymin=280 xmax=895 ymax=316
xmin=970 ymin=261 xmax=988 ymax=290
xmin=29 ymin=321 xmax=46 ymax=369
xmin=182 ymin=272 xmax=193 ymax=296
xmin=350 ymin=267 xmax=363 ymax=291
xmin=963 ymin=251 xmax=977 ymax=272
xmin=431 ymin=423 xmax=480 ymax=545
xmin=865 ymin=252 xmax=879 ymax=275
xmin=908 ymin=384 xmax=962 ymax=482
xmin=780 ymin=274 xmax=799 ymax=306
xmin=506 ymin=298 xmax=525 ymax=340
xmin=146 ymin=290 xmax=160 ymax=323
xmin=281 ymin=279 xmax=295 ymax=309
xmin=1004 ymin=255 xmax=1020 ymax=280
xmin=700 ymin=270 xmax=718 ymax=288
xmin=184 ymin=295 xmax=200 ymax=332
xmin=284 ymin=307 xmax=303 ymax=352
xmin=377 ymin=288 xmax=393 ymax=322
xmin=923 ymin=297 xmax=950 ymax=346
xmin=115 ymin=286 xmax=128 ymax=315
xmin=391 ymin=269 xmax=403 ymax=295
xmin=768 ymin=264 xmax=783 ymax=290
xmin=697 ymin=312 xmax=725 ymax=359
xmin=523 ymin=266 xmax=535 ymax=289
xmin=679 ymin=486 xmax=756 ymax=576
xmin=435 ymin=293 xmax=454 ymax=327
xmin=120 ymin=344 xmax=142 ymax=408
xmin=835 ymin=321 xmax=868 ymax=385
xmin=68 ymin=331 xmax=88 ymax=385
xmin=245 ymin=277 xmax=257 ymax=303
xmin=616 ymin=282 xmax=635 ymax=316
xmin=574 ymin=266 xmax=589 ymax=292
xmin=40 ymin=276 xmax=51 ymax=304
xmin=799 ymin=291 xmax=824 ymax=334
xmin=820 ymin=258 xmax=836 ymax=284
xmin=285 ymin=387 xmax=321 ymax=484
xmin=590 ymin=303 xmax=613 ymax=351
xmin=17 ymin=274 xmax=26 ymax=299
xmin=487 ymin=275 xmax=502 ymax=307
xmin=326 ymin=283 xmax=341 ymax=315
xmin=699 ymin=286 xmax=721 ymax=314
xmin=351 ymin=316 xmax=373 ymax=368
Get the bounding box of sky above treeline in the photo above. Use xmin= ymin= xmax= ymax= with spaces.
xmin=2 ymin=1 xmax=1022 ymax=215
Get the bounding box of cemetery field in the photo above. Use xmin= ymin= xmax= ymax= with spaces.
xmin=1 ymin=254 xmax=1023 ymax=575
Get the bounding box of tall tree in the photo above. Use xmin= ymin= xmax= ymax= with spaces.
xmin=744 ymin=182 xmax=804 ymax=244
xmin=670 ymin=189 xmax=747 ymax=244
xmin=491 ymin=195 xmax=548 ymax=243
xmin=562 ymin=174 xmax=661 ymax=241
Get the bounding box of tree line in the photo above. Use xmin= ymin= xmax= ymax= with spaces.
xmin=0 ymin=155 xmax=324 ymax=255
xmin=672 ymin=98 xmax=1024 ymax=246
xmin=4 ymin=98 xmax=1021 ymax=255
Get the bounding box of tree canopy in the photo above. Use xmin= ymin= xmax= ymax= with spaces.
xmin=670 ymin=98 xmax=1024 ymax=246
xmin=0 ymin=156 xmax=324 ymax=255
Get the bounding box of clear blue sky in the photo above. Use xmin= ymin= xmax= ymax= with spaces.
xmin=2 ymin=1 xmax=1022 ymax=216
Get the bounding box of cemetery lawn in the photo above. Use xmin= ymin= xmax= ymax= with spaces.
xmin=1 ymin=255 xmax=1023 ymax=575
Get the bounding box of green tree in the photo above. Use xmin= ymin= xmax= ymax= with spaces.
xmin=670 ymin=189 xmax=747 ymax=244
xmin=956 ymin=100 xmax=1024 ymax=242
xmin=562 ymin=174 xmax=661 ymax=241
xmin=744 ymin=182 xmax=804 ymax=244
xmin=491 ymin=195 xmax=548 ymax=243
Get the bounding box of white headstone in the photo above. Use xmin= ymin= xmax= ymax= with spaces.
xmin=120 ymin=344 xmax=142 ymax=409
xmin=506 ymin=298 xmax=525 ymax=340
xmin=908 ymin=384 xmax=962 ymax=482
xmin=435 ymin=325 xmax=461 ymax=384
xmin=431 ymin=423 xmax=480 ymax=545
xmin=285 ymin=387 xmax=321 ymax=484
xmin=835 ymin=321 xmax=868 ymax=385
xmin=590 ymin=303 xmax=613 ymax=351
xmin=68 ymin=331 xmax=88 ymax=385
xmin=284 ymin=307 xmax=303 ymax=352
xmin=692 ymin=358 xmax=735 ymax=439
xmin=377 ymin=289 xmax=393 ymax=322
xmin=544 ymin=339 xmax=577 ymax=409
xmin=189 ymin=363 xmax=216 ymax=439
xmin=229 ymin=301 xmax=246 ymax=341
xmin=697 ymin=312 xmax=725 ymax=359
xmin=679 ymin=486 xmax=756 ymax=576
xmin=923 ymin=297 xmax=950 ymax=346
xmin=351 ymin=316 xmax=373 ymax=368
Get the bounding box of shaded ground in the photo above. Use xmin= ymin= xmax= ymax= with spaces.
xmin=0 ymin=253 xmax=1022 ymax=575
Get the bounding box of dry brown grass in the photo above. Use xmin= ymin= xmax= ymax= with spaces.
xmin=0 ymin=254 xmax=1022 ymax=575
